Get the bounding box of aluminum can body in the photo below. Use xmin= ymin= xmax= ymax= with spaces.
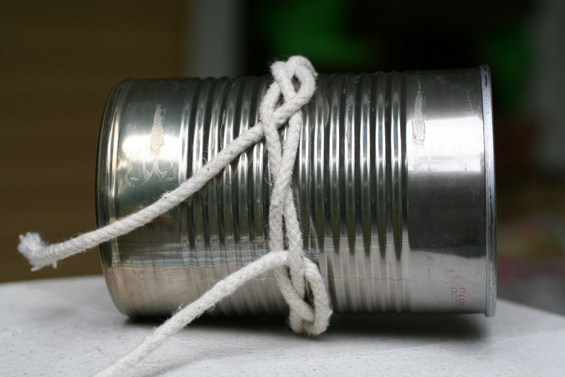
xmin=96 ymin=67 xmax=497 ymax=317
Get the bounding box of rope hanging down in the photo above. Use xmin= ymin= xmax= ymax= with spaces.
xmin=18 ymin=56 xmax=332 ymax=377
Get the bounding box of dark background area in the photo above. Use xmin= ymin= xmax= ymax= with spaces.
xmin=1 ymin=0 xmax=564 ymax=314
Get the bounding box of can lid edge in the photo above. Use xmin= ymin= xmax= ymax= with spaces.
xmin=480 ymin=65 xmax=498 ymax=317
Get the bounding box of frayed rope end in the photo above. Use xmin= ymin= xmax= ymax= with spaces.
xmin=18 ymin=232 xmax=57 ymax=271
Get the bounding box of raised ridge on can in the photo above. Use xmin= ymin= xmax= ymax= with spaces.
xmin=96 ymin=67 xmax=497 ymax=318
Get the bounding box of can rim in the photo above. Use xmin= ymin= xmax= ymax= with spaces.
xmin=96 ymin=79 xmax=132 ymax=316
xmin=480 ymin=65 xmax=497 ymax=317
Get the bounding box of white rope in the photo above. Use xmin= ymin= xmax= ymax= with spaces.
xmin=95 ymin=251 xmax=289 ymax=377
xmin=18 ymin=56 xmax=332 ymax=376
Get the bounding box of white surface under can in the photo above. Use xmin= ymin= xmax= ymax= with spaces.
xmin=96 ymin=67 xmax=497 ymax=318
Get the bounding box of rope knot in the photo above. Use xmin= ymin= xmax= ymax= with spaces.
xmin=260 ymin=59 xmax=332 ymax=335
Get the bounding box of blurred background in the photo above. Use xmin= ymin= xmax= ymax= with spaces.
xmin=1 ymin=0 xmax=564 ymax=314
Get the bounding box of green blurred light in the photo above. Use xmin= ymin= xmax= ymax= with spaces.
xmin=256 ymin=0 xmax=373 ymax=70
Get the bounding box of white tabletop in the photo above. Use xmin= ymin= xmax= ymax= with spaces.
xmin=1 ymin=276 xmax=565 ymax=377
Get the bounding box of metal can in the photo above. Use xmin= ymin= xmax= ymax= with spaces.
xmin=96 ymin=67 xmax=496 ymax=318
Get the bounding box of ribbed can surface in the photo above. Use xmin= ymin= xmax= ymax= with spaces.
xmin=97 ymin=68 xmax=496 ymax=317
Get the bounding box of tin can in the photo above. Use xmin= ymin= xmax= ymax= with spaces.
xmin=96 ymin=67 xmax=496 ymax=317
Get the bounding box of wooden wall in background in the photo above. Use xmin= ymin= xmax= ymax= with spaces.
xmin=0 ymin=1 xmax=184 ymax=282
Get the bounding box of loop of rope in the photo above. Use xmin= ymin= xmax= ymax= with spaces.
xmin=18 ymin=56 xmax=332 ymax=376
xmin=261 ymin=57 xmax=326 ymax=334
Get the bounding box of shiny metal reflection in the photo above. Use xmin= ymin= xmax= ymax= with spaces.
xmin=96 ymin=67 xmax=496 ymax=318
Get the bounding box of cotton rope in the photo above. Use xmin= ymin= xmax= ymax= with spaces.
xmin=18 ymin=56 xmax=332 ymax=377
